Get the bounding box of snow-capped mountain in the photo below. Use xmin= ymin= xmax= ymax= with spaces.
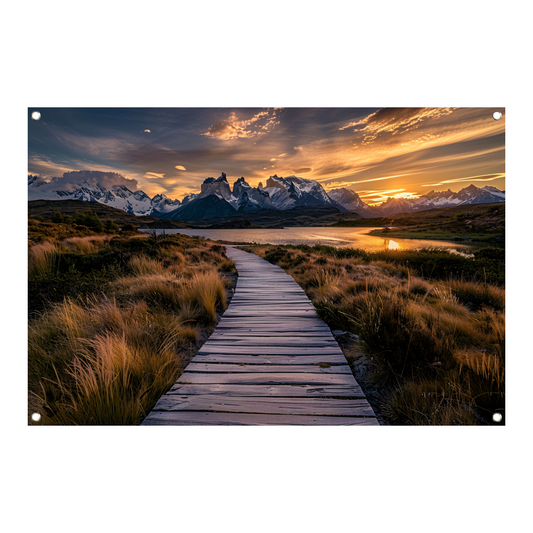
xmin=327 ymin=188 xmax=372 ymax=213
xmin=28 ymin=179 xmax=180 ymax=216
xmin=264 ymin=175 xmax=346 ymax=211
xmin=326 ymin=184 xmax=505 ymax=217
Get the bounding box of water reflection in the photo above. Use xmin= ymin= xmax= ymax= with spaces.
xmin=142 ymin=227 xmax=497 ymax=255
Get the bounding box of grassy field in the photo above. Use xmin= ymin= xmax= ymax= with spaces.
xmin=28 ymin=213 xmax=236 ymax=425
xmin=244 ymin=243 xmax=505 ymax=425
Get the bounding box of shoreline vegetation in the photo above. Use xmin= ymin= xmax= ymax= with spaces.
xmin=242 ymin=243 xmax=504 ymax=425
xmin=28 ymin=213 xmax=236 ymax=425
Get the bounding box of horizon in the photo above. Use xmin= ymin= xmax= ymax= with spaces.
xmin=28 ymin=107 xmax=505 ymax=205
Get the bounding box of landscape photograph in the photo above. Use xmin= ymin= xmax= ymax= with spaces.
xmin=28 ymin=107 xmax=505 ymax=426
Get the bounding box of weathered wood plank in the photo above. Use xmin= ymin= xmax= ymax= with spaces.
xmin=177 ymin=372 xmax=357 ymax=385
xmin=152 ymin=395 xmax=376 ymax=417
xmin=185 ymin=363 xmax=352 ymax=374
xmin=199 ymin=346 xmax=344 ymax=355
xmin=167 ymin=383 xmax=366 ymax=397
xmin=214 ymin=330 xmax=331 ymax=335
xmin=202 ymin=337 xmax=337 ymax=346
xmin=191 ymin=354 xmax=348 ymax=365
xmin=141 ymin=411 xmax=379 ymax=426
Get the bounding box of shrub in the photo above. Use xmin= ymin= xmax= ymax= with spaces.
xmin=121 ymin=223 xmax=137 ymax=232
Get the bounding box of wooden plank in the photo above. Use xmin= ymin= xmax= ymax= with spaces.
xmin=199 ymin=346 xmax=344 ymax=355
xmin=191 ymin=354 xmax=348 ymax=365
xmin=167 ymin=383 xmax=366 ymax=397
xmin=214 ymin=330 xmax=331 ymax=335
xmin=203 ymin=337 xmax=336 ymax=345
xmin=177 ymin=372 xmax=357 ymax=385
xmin=223 ymin=310 xmax=317 ymax=315
xmin=185 ymin=363 xmax=352 ymax=374
xmin=208 ymin=334 xmax=335 ymax=341
xmin=227 ymin=304 xmax=315 ymax=310
xmin=141 ymin=411 xmax=379 ymax=426
xmin=152 ymin=395 xmax=376 ymax=417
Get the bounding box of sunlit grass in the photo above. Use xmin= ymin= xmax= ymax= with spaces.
xmin=28 ymin=227 xmax=236 ymax=425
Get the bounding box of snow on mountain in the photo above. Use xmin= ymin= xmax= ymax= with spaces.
xmin=151 ymin=194 xmax=181 ymax=213
xmin=326 ymin=184 xmax=505 ymax=217
xmin=28 ymin=179 xmax=181 ymax=216
xmin=181 ymin=192 xmax=198 ymax=206
xmin=198 ymin=172 xmax=235 ymax=206
xmin=263 ymin=175 xmax=345 ymax=210
xmin=327 ymin=188 xmax=371 ymax=213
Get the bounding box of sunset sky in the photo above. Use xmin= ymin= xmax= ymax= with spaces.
xmin=28 ymin=107 xmax=505 ymax=205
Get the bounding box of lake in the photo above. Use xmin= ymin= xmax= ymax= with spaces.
xmin=141 ymin=227 xmax=496 ymax=255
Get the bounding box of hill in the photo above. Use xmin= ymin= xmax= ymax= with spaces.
xmin=28 ymin=200 xmax=191 ymax=228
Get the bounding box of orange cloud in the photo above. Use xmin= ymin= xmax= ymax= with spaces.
xmin=175 ymin=165 xmax=186 ymax=171
xmin=202 ymin=110 xmax=280 ymax=140
xmin=144 ymin=172 xmax=165 ymax=179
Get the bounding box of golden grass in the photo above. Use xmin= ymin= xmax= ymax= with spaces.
xmin=178 ymin=324 xmax=200 ymax=343
xmin=182 ymin=271 xmax=227 ymax=323
xmin=63 ymin=235 xmax=111 ymax=253
xmin=29 ymin=231 xmax=237 ymax=425
xmin=29 ymin=296 xmax=185 ymax=425
xmin=128 ymin=255 xmax=165 ymax=276
xmin=28 ymin=241 xmax=61 ymax=278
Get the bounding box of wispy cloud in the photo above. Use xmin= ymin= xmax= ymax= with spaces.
xmin=144 ymin=172 xmax=165 ymax=179
xmin=422 ymin=173 xmax=505 ymax=187
xmin=202 ymin=109 xmax=281 ymax=140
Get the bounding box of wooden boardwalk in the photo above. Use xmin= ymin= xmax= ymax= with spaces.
xmin=142 ymin=246 xmax=379 ymax=425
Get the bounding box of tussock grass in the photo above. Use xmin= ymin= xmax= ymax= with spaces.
xmin=385 ymin=377 xmax=478 ymax=425
xmin=218 ymin=258 xmax=236 ymax=272
xmin=178 ymin=324 xmax=200 ymax=343
xmin=63 ymin=235 xmax=111 ymax=253
xmin=29 ymin=296 xmax=185 ymax=425
xmin=29 ymin=227 xmax=236 ymax=425
xmin=28 ymin=242 xmax=61 ymax=278
xmin=182 ymin=271 xmax=227 ymax=323
xmin=247 ymin=243 xmax=505 ymax=425
xmin=128 ymin=255 xmax=165 ymax=276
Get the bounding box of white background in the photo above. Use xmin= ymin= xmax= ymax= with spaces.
xmin=2 ymin=2 xmax=531 ymax=532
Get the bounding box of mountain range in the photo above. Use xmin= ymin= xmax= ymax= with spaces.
xmin=28 ymin=173 xmax=505 ymax=221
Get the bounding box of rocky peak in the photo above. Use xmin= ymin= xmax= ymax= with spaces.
xmin=265 ymin=176 xmax=286 ymax=189
xmin=233 ymin=177 xmax=251 ymax=197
